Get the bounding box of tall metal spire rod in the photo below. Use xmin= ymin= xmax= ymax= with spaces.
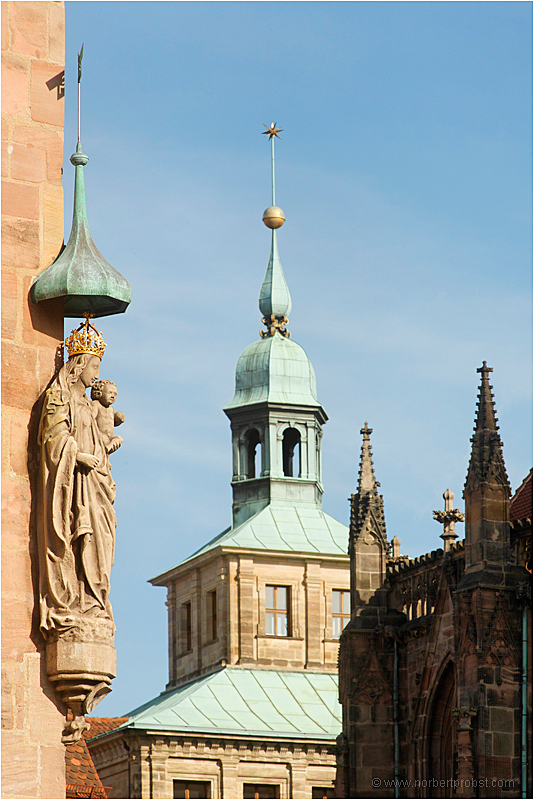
xmin=259 ymin=122 xmax=291 ymax=338
xmin=77 ymin=44 xmax=84 ymax=143
xmin=261 ymin=123 xmax=285 ymax=231
xmin=271 ymin=134 xmax=276 ymax=206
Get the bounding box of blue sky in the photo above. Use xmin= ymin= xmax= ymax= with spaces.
xmin=63 ymin=1 xmax=532 ymax=717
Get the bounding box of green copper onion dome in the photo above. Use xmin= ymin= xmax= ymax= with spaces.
xmin=31 ymin=141 xmax=131 ymax=318
xmin=225 ymin=335 xmax=321 ymax=410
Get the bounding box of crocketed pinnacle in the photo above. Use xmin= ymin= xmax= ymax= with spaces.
xmin=357 ymin=421 xmax=378 ymax=494
xmin=258 ymin=229 xmax=292 ymax=321
xmin=31 ymin=141 xmax=131 ymax=318
xmin=464 ymin=362 xmax=510 ymax=494
xmin=350 ymin=422 xmax=387 ymax=546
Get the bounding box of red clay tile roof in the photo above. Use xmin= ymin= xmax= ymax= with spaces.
xmin=65 ymin=733 xmax=109 ymax=799
xmin=511 ymin=469 xmax=533 ymax=522
xmin=84 ymin=716 xmax=129 ymax=739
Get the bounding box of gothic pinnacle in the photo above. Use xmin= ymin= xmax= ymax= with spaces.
xmin=474 ymin=361 xmax=499 ymax=433
xmin=464 ymin=363 xmax=510 ymax=496
xmin=357 ymin=422 xmax=379 ymax=494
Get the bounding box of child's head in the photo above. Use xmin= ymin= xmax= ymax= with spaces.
xmin=91 ymin=380 xmax=117 ymax=407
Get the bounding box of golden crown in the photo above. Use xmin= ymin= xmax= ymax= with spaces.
xmin=65 ymin=314 xmax=107 ymax=359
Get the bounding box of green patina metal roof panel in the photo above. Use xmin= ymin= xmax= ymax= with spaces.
xmin=224 ymin=335 xmax=321 ymax=410
xmin=176 ymin=504 xmax=348 ymax=568
xmin=258 ymin=230 xmax=292 ymax=320
xmin=103 ymin=668 xmax=341 ymax=740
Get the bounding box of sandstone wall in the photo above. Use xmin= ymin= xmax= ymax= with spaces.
xmin=2 ymin=2 xmax=66 ymax=797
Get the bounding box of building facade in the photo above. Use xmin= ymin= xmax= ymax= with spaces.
xmin=2 ymin=3 xmax=67 ymax=796
xmin=87 ymin=173 xmax=352 ymax=799
xmin=337 ymin=364 xmax=532 ymax=799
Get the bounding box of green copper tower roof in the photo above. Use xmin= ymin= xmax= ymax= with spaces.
xmin=226 ymin=123 xmax=321 ymax=411
xmin=31 ymin=49 xmax=131 ymax=318
xmin=225 ymin=334 xmax=320 ymax=409
xmin=31 ymin=142 xmax=131 ymax=318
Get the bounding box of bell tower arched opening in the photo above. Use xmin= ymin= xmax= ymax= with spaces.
xmin=283 ymin=428 xmax=301 ymax=477
xmin=245 ymin=428 xmax=262 ymax=479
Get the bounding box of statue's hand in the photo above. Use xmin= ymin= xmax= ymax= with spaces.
xmin=107 ymin=436 xmax=123 ymax=454
xmin=76 ymin=452 xmax=99 ymax=470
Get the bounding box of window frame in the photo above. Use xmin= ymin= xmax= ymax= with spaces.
xmin=332 ymin=589 xmax=350 ymax=639
xmin=173 ymin=779 xmax=211 ymax=799
xmin=180 ymin=600 xmax=192 ymax=654
xmin=243 ymin=784 xmax=280 ymax=799
xmin=265 ymin=585 xmax=290 ymax=637
xmin=206 ymin=588 xmax=218 ymax=643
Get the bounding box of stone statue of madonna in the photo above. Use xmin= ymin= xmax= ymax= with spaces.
xmin=37 ymin=319 xmax=121 ymax=741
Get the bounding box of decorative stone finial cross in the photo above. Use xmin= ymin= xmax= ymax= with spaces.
xmin=433 ymin=489 xmax=465 ymax=552
xmin=477 ymin=360 xmax=493 ymax=376
xmin=360 ymin=421 xmax=373 ymax=439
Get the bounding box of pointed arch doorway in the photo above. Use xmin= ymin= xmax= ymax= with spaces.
xmin=428 ymin=661 xmax=455 ymax=797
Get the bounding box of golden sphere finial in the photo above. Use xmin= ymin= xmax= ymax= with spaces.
xmin=262 ymin=206 xmax=285 ymax=229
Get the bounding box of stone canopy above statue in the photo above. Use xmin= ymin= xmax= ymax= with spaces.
xmin=31 ymin=143 xmax=131 ymax=318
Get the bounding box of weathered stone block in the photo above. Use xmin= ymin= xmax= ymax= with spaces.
xmin=11 ymin=141 xmax=46 ymax=182
xmin=1 ymin=179 xmax=39 ymax=220
xmin=42 ymin=182 xmax=63 ymax=266
xmin=1 ymin=341 xmax=39 ymax=408
xmin=23 ymin=275 xmax=63 ymax=346
xmin=1 ymin=3 xmax=9 ymax=52
xmin=12 ymin=124 xmax=64 ymax=184
xmin=1 ymin=546 xmax=33 ymax=595
xmin=46 ymin=639 xmax=117 ymax=680
xmin=1 ymin=51 xmax=29 ymax=116
xmin=11 ymin=2 xmax=49 ymax=59
xmin=492 ymin=732 xmax=513 ymax=757
xmin=1 ymin=269 xmax=18 ymax=340
xmin=490 ymin=706 xmax=514 ymax=732
xmin=30 ymin=59 xmax=64 ymax=126
xmin=0 ymin=596 xmax=33 ymax=662
xmin=48 ymin=2 xmax=65 ymax=65
xmin=0 ymin=215 xmax=40 ymax=268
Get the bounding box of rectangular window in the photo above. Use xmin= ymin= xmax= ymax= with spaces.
xmin=243 ymin=785 xmax=279 ymax=799
xmin=332 ymin=589 xmax=350 ymax=639
xmin=181 ymin=601 xmax=192 ymax=653
xmin=207 ymin=589 xmax=217 ymax=641
xmin=265 ymin=585 xmax=289 ymax=636
xmin=312 ymin=788 xmax=335 ymax=799
xmin=174 ymin=780 xmax=211 ymax=799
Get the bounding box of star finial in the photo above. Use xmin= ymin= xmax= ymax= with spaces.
xmin=262 ymin=122 xmax=283 ymax=140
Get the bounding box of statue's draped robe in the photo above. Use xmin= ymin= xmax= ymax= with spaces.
xmin=38 ymin=378 xmax=116 ymax=636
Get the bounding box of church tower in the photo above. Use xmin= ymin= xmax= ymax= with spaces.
xmin=96 ymin=128 xmax=350 ymax=799
xmin=224 ymin=123 xmax=327 ymax=527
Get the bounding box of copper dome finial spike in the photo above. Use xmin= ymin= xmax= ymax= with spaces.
xmin=259 ymin=123 xmax=291 ymax=338
xmin=77 ymin=44 xmax=84 ymax=144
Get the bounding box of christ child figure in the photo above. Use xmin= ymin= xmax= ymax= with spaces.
xmin=90 ymin=380 xmax=125 ymax=454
